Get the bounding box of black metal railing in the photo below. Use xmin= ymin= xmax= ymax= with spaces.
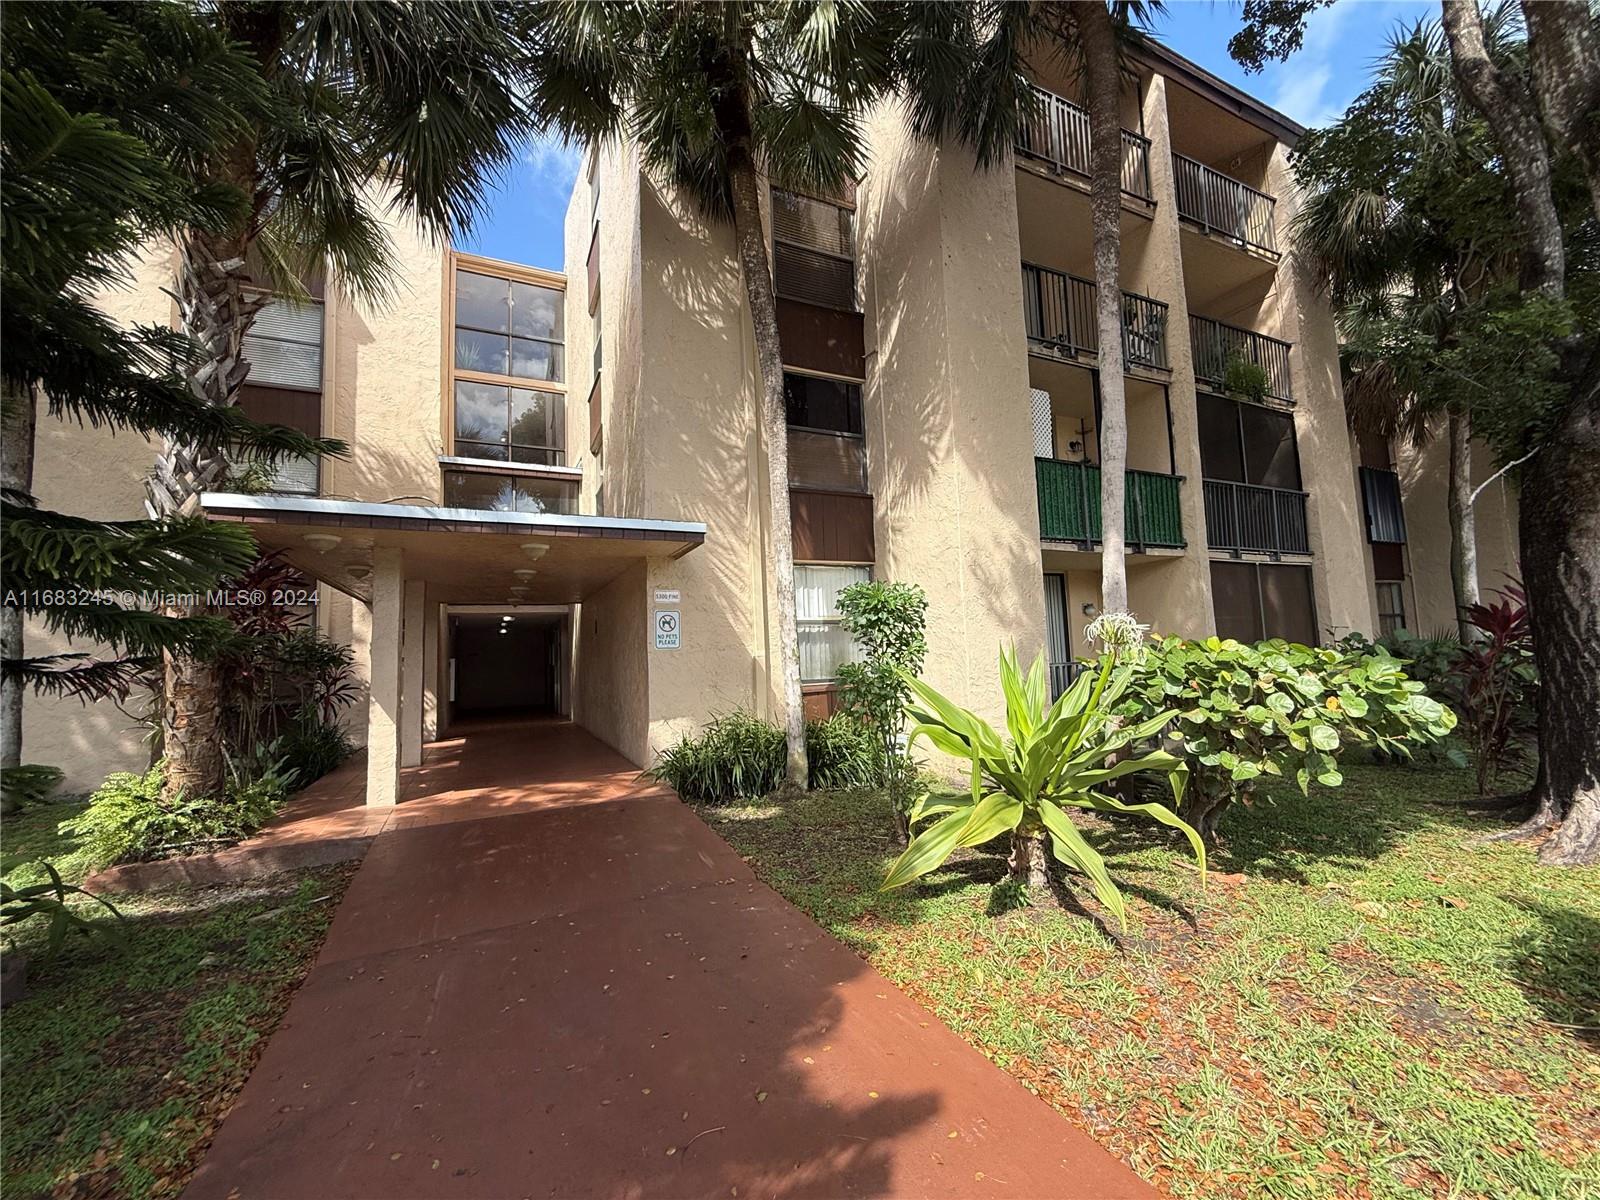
xmin=1190 ymin=314 xmax=1293 ymax=403
xmin=1049 ymin=659 xmax=1085 ymax=700
xmin=1172 ymin=153 xmax=1277 ymax=254
xmin=1022 ymin=263 xmax=1169 ymax=372
xmin=1202 ymin=478 xmax=1310 ymax=556
xmin=1016 ymin=83 xmax=1153 ymax=201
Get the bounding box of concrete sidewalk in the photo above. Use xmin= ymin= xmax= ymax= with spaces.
xmin=184 ymin=718 xmax=1154 ymax=1199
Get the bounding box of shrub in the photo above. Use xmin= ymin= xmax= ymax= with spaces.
xmin=277 ymin=707 xmax=354 ymax=785
xmin=1450 ymin=585 xmax=1538 ymax=794
xmin=883 ymin=641 xmax=1201 ymax=928
xmin=1 ymin=863 xmax=123 ymax=958
xmin=648 ymin=711 xmax=881 ymax=802
xmin=647 ymin=712 xmax=786 ymax=803
xmin=64 ymin=754 xmax=299 ymax=868
xmin=806 ymin=714 xmax=878 ymax=790
xmin=1120 ymin=635 xmax=1458 ymax=843
xmin=0 ymin=765 xmax=64 ymax=815
xmin=1223 ymin=352 xmax=1270 ymax=404
xmin=836 ymin=581 xmax=929 ymax=838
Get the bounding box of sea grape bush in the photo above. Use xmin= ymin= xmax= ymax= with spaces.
xmin=1119 ymin=636 xmax=1458 ymax=842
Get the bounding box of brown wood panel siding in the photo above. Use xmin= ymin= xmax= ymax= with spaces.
xmin=586 ymin=228 xmax=600 ymax=314
xmin=788 ymin=429 xmax=866 ymax=492
xmin=801 ymin=684 xmax=842 ymax=720
xmin=237 ymin=384 xmax=321 ymax=436
xmin=790 ymin=488 xmax=874 ymax=564
xmin=588 ymin=378 xmax=602 ymax=453
xmin=777 ymin=299 xmax=865 ymax=379
xmin=1371 ymin=541 xmax=1405 ymax=581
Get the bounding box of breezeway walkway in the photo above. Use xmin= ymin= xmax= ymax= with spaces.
xmin=183 ymin=718 xmax=1152 ymax=1199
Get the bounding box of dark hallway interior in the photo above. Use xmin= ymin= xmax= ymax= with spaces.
xmin=450 ymin=612 xmax=563 ymax=717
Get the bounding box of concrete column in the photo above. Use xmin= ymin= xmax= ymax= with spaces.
xmin=365 ymin=546 xmax=403 ymax=806
xmin=1128 ymin=72 xmax=1217 ymax=639
xmin=1268 ymin=144 xmax=1378 ymax=639
xmin=401 ymin=579 xmax=426 ymax=767
xmin=422 ymin=595 xmax=440 ymax=744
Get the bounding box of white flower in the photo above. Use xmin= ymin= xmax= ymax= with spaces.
xmin=1086 ymin=610 xmax=1150 ymax=656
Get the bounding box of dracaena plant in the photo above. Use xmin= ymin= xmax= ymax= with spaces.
xmin=881 ymin=638 xmax=1203 ymax=930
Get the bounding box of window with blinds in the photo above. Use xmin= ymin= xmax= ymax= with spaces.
xmin=243 ymin=298 xmax=323 ymax=390
xmin=773 ymin=189 xmax=856 ymax=312
xmin=795 ymin=564 xmax=869 ymax=681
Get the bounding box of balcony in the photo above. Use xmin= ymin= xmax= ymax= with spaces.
xmin=1035 ymin=457 xmax=1184 ymax=549
xmin=1172 ymin=153 xmax=1277 ymax=255
xmin=1202 ymin=478 xmax=1309 ymax=556
xmin=1190 ymin=314 xmax=1293 ymax=403
xmin=1016 ymin=84 xmax=1153 ymax=201
xmin=1022 ymin=263 xmax=1170 ymax=373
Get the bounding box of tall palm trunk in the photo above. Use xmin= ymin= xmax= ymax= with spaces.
xmin=1 ymin=380 xmax=37 ymax=769
xmin=1445 ymin=406 xmax=1481 ymax=641
xmin=149 ymin=225 xmax=264 ymax=801
xmin=1081 ymin=3 xmax=1129 ymax=614
xmin=722 ymin=70 xmax=807 ymax=789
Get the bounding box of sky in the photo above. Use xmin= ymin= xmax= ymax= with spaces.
xmin=457 ymin=0 xmax=1436 ymax=271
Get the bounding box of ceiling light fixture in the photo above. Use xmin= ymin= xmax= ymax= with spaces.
xmin=513 ymin=567 xmax=538 ymax=579
xmin=302 ymin=533 xmax=343 ymax=552
xmin=520 ymin=541 xmax=549 ymax=561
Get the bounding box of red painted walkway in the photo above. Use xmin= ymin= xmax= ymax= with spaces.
xmin=184 ymin=719 xmax=1154 ymax=1200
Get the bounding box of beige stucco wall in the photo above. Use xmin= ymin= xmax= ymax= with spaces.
xmin=1397 ymin=429 xmax=1522 ymax=633
xmin=572 ymin=561 xmax=650 ymax=763
xmin=1266 ymin=143 xmax=1378 ymax=640
xmin=859 ymin=102 xmax=1048 ymax=731
xmin=21 ymin=243 xmax=174 ymax=792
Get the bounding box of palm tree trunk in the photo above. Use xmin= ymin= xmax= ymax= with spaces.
xmin=150 ymin=227 xmax=264 ymax=802
xmin=1081 ymin=2 xmax=1129 ymax=614
xmin=1008 ymin=827 xmax=1049 ymax=889
xmin=1446 ymin=406 xmax=1481 ymax=640
xmin=1 ymin=380 xmax=38 ymax=769
xmin=723 ymin=139 xmax=808 ymax=791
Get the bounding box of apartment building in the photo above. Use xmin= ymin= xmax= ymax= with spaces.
xmin=23 ymin=40 xmax=1518 ymax=800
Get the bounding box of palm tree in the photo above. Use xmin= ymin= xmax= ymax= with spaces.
xmin=2 ymin=2 xmax=330 ymax=768
xmin=523 ymin=1 xmax=1032 ymax=789
xmin=1294 ymin=13 xmax=1521 ymax=643
xmin=151 ymin=1 xmax=533 ymax=801
xmin=1031 ymin=3 xmax=1162 ymax=616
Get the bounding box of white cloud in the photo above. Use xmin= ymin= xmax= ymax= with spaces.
xmin=1264 ymin=0 xmax=1359 ymax=128
xmin=522 ymin=131 xmax=584 ymax=180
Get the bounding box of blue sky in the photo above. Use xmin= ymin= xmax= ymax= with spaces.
xmin=458 ymin=0 xmax=1435 ymax=271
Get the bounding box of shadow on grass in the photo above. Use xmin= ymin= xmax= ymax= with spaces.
xmin=1505 ymin=898 xmax=1600 ymax=1048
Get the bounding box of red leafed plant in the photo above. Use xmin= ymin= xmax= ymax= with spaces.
xmin=1450 ymin=583 xmax=1538 ymax=795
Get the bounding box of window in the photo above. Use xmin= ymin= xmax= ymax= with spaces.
xmin=1376 ymin=580 xmax=1406 ymax=637
xmin=795 ymin=564 xmax=869 ymax=681
xmin=1360 ymin=466 xmax=1407 ymax=543
xmin=773 ymin=189 xmax=856 ymax=312
xmin=1199 ymin=393 xmax=1301 ymax=489
xmin=454 ymin=269 xmax=564 ymax=383
xmin=243 ymin=297 xmax=323 ymax=390
xmin=453 ymin=381 xmax=565 ymax=465
xmin=785 ymin=372 xmax=862 ymax=434
xmin=1210 ymin=561 xmax=1316 ymax=645
xmin=442 ymin=469 xmax=577 ymax=514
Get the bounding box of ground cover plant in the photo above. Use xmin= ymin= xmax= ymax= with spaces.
xmin=0 ymin=802 xmax=354 ymax=1199
xmin=699 ymin=763 xmax=1600 ymax=1199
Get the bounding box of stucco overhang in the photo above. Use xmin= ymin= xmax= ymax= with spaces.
xmin=200 ymin=492 xmax=704 ymax=606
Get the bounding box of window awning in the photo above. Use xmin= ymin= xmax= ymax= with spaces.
xmin=200 ymin=493 xmax=705 ymax=606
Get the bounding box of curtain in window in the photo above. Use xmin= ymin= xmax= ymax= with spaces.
xmin=795 ymin=564 xmax=870 ymax=681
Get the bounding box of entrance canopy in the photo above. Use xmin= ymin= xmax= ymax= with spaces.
xmin=200 ymin=493 xmax=705 ymax=605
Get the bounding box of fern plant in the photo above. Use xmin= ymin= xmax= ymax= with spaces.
xmin=882 ymin=644 xmax=1204 ymax=929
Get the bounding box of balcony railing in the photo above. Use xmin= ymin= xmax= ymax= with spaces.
xmin=1190 ymin=314 xmax=1293 ymax=403
xmin=1049 ymin=659 xmax=1085 ymax=700
xmin=1172 ymin=153 xmax=1277 ymax=254
xmin=1017 ymin=84 xmax=1153 ymax=201
xmin=1022 ymin=263 xmax=1170 ymax=372
xmin=1202 ymin=478 xmax=1309 ymax=556
xmin=1035 ymin=457 xmax=1185 ymax=549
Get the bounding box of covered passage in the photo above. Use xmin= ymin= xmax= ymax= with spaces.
xmin=200 ymin=493 xmax=705 ymax=805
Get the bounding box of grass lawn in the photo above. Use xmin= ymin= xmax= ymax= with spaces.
xmin=699 ymin=763 xmax=1600 ymax=1200
xmin=1 ymin=800 xmax=355 ymax=1199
